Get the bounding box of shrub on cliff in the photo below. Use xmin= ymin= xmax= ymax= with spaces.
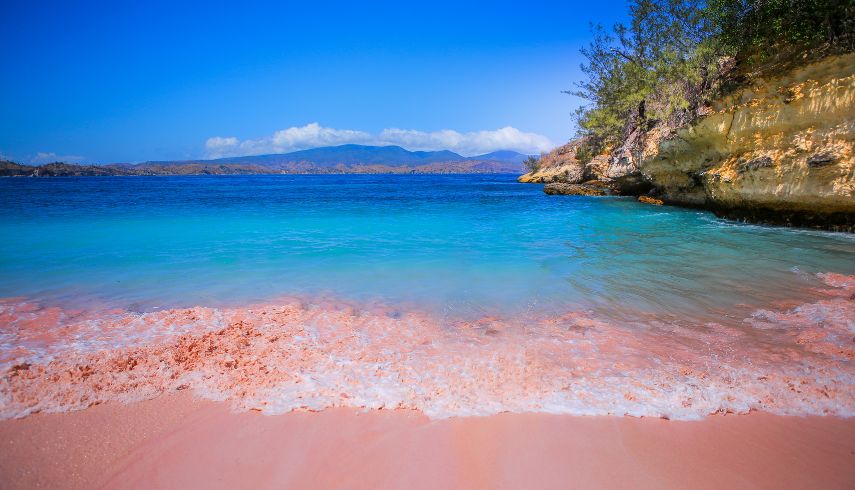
xmin=711 ymin=0 xmax=855 ymax=62
xmin=523 ymin=155 xmax=541 ymax=173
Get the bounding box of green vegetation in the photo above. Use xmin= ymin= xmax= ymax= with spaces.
xmin=711 ymin=0 xmax=855 ymax=60
xmin=574 ymin=142 xmax=595 ymax=165
xmin=570 ymin=0 xmax=855 ymax=149
xmin=523 ymin=155 xmax=541 ymax=173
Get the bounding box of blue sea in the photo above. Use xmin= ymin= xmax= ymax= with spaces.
xmin=2 ymin=174 xmax=855 ymax=420
xmin=1 ymin=174 xmax=853 ymax=318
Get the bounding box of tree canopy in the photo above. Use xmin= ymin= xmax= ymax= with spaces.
xmin=571 ymin=0 xmax=855 ymax=148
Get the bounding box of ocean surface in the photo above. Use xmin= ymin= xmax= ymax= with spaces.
xmin=1 ymin=174 xmax=854 ymax=419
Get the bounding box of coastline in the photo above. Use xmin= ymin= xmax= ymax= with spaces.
xmin=0 ymin=179 xmax=855 ymax=488
xmin=3 ymin=1 xmax=853 ymax=488
xmin=1 ymin=393 xmax=854 ymax=489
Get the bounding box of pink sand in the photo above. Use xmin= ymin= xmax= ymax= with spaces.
xmin=1 ymin=393 xmax=854 ymax=489
xmin=3 ymin=272 xmax=854 ymax=421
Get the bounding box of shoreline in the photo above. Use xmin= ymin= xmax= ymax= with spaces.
xmin=2 ymin=272 xmax=854 ymax=421
xmin=1 ymin=393 xmax=854 ymax=489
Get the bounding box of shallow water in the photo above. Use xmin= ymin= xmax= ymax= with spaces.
xmin=1 ymin=175 xmax=853 ymax=419
xmin=2 ymin=174 xmax=853 ymax=316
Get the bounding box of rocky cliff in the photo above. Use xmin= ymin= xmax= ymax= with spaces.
xmin=517 ymin=141 xmax=617 ymax=193
xmin=521 ymin=53 xmax=855 ymax=231
xmin=518 ymin=141 xmax=592 ymax=183
xmin=641 ymin=52 xmax=854 ymax=230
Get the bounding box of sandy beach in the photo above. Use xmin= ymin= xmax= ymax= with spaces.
xmin=2 ymin=274 xmax=854 ymax=488
xmin=2 ymin=273 xmax=853 ymax=488
xmin=3 ymin=0 xmax=854 ymax=488
xmin=1 ymin=393 xmax=854 ymax=489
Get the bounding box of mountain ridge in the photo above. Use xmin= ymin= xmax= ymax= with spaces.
xmin=1 ymin=145 xmax=533 ymax=176
xmin=145 ymin=144 xmax=530 ymax=167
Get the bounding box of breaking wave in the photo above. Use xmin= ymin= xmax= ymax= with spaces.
xmin=2 ymin=274 xmax=853 ymax=421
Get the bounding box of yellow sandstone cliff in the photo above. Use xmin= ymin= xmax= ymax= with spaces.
xmin=641 ymin=52 xmax=855 ymax=230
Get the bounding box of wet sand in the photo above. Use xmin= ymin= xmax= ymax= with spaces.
xmin=1 ymin=393 xmax=854 ymax=489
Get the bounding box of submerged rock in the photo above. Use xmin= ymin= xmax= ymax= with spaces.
xmin=543 ymin=182 xmax=611 ymax=196
xmin=638 ymin=195 xmax=664 ymax=205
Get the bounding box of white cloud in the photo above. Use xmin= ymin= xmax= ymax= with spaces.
xmin=205 ymin=123 xmax=552 ymax=159
xmin=271 ymin=124 xmax=371 ymax=150
xmin=30 ymin=152 xmax=85 ymax=164
xmin=204 ymin=136 xmax=239 ymax=152
xmin=205 ymin=123 xmax=373 ymax=159
xmin=379 ymin=127 xmax=553 ymax=156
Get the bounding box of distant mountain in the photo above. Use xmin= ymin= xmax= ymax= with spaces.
xmin=467 ymin=150 xmax=530 ymax=164
xmin=0 ymin=145 xmax=530 ymax=177
xmin=206 ymin=144 xmax=467 ymax=167
xmin=147 ymin=145 xmax=531 ymax=168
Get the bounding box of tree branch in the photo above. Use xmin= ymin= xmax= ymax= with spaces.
xmin=611 ymin=48 xmax=642 ymax=66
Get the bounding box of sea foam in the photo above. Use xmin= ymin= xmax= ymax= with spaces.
xmin=1 ymin=274 xmax=853 ymax=421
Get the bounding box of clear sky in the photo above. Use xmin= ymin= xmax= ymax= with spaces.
xmin=0 ymin=1 xmax=628 ymax=163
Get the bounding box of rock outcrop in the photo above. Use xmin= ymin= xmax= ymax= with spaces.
xmin=602 ymin=124 xmax=664 ymax=195
xmin=518 ymin=137 xmax=655 ymax=195
xmin=641 ymin=52 xmax=855 ymax=231
xmin=543 ymin=181 xmax=615 ymax=196
xmin=638 ymin=195 xmax=664 ymax=205
xmin=518 ymin=141 xmax=586 ymax=183
xmin=518 ymin=140 xmax=613 ymax=185
xmin=525 ymin=53 xmax=855 ymax=231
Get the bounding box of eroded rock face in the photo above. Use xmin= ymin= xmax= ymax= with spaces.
xmin=518 ymin=141 xmax=587 ymax=184
xmin=593 ymin=117 xmax=670 ymax=196
xmin=519 ymin=140 xmax=651 ymax=195
xmin=641 ymin=53 xmax=855 ymax=231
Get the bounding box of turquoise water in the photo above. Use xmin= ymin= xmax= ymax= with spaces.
xmin=2 ymin=174 xmax=855 ymax=420
xmin=1 ymin=174 xmax=853 ymax=318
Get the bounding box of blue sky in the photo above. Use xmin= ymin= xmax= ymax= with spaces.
xmin=0 ymin=1 xmax=628 ymax=163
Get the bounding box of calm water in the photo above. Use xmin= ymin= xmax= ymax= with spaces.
xmin=1 ymin=174 xmax=853 ymax=318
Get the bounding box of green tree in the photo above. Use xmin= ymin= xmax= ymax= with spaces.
xmin=570 ymin=0 xmax=855 ymax=149
xmin=569 ymin=1 xmax=716 ymax=147
xmin=523 ymin=155 xmax=541 ymax=173
xmin=708 ymin=0 xmax=855 ymax=62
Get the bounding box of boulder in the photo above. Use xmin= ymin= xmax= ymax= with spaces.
xmin=544 ymin=182 xmax=610 ymax=196
xmin=638 ymin=195 xmax=665 ymax=205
